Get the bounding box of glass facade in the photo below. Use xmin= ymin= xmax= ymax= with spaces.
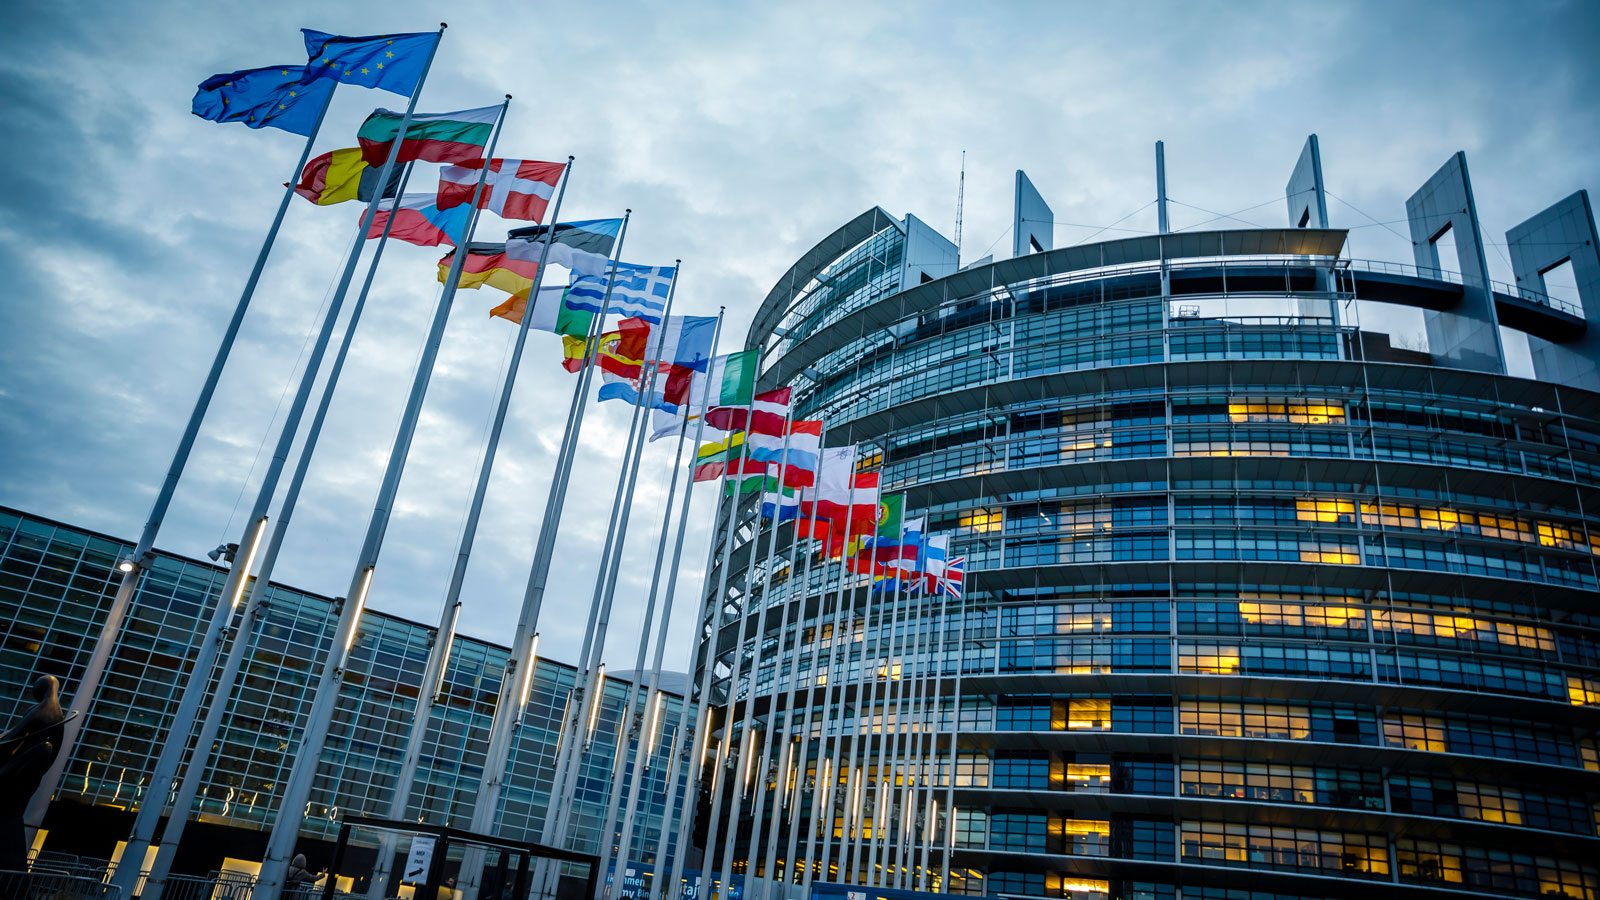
xmin=0 ymin=509 xmax=686 ymax=874
xmin=695 ymin=215 xmax=1600 ymax=900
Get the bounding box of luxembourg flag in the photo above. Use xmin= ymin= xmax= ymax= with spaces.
xmin=437 ymin=158 xmax=565 ymax=222
xmin=367 ymin=194 xmax=468 ymax=247
xmin=745 ymin=420 xmax=822 ymax=474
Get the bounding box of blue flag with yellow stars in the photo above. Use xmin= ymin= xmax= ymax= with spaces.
xmin=192 ymin=65 xmax=334 ymax=136
xmin=301 ymin=29 xmax=436 ymax=97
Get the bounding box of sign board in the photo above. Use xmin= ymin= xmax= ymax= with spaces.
xmin=403 ymin=836 xmax=436 ymax=883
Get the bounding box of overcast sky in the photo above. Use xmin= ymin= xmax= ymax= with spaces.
xmin=1 ymin=0 xmax=1596 ymax=674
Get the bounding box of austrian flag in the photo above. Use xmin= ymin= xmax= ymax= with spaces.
xmin=438 ymin=159 xmax=564 ymax=223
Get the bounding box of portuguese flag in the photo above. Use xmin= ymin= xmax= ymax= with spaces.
xmin=358 ymin=105 xmax=498 ymax=167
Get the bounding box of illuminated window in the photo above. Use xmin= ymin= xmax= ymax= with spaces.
xmin=1179 ymin=700 xmax=1311 ymax=740
xmin=1227 ymin=400 xmax=1346 ymax=424
xmin=1062 ymin=763 xmax=1111 ymax=791
xmin=1064 ymin=698 xmax=1111 ymax=730
xmin=1569 ymin=676 xmax=1600 ymax=707
xmin=1179 ymin=645 xmax=1242 ymax=674
xmin=959 ymin=508 xmax=1002 ymax=533
xmin=1383 ymin=714 xmax=1448 ymax=752
xmin=1295 ymin=498 xmax=1356 ymax=523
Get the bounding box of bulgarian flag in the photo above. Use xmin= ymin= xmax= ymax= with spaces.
xmin=438 ymin=243 xmax=540 ymax=297
xmin=703 ymin=387 xmax=792 ymax=437
xmin=438 ymin=159 xmax=564 ymax=222
xmin=358 ymin=105 xmax=499 ymax=167
xmin=368 ymin=194 xmax=468 ymax=247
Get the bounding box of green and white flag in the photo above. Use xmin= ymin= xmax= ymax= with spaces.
xmin=649 ymin=349 xmax=759 ymax=441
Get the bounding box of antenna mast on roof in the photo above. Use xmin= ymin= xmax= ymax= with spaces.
xmin=954 ymin=149 xmax=966 ymax=261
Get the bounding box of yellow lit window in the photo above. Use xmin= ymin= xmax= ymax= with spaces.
xmin=1180 ymin=646 xmax=1241 ymax=674
xmin=1062 ymin=764 xmax=1111 ymax=788
xmin=1064 ymin=698 xmax=1111 ymax=730
xmin=1295 ymin=498 xmax=1356 ymax=523
xmin=959 ymin=508 xmax=1002 ymax=533
xmin=1568 ymin=676 xmax=1600 ymax=707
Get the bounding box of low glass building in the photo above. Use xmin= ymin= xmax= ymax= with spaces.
xmin=0 ymin=507 xmax=688 ymax=888
xmin=693 ymin=158 xmax=1600 ymax=900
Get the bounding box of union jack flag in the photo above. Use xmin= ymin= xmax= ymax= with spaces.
xmin=933 ymin=556 xmax=965 ymax=597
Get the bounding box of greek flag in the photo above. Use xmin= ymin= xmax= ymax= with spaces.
xmin=566 ymin=263 xmax=676 ymax=323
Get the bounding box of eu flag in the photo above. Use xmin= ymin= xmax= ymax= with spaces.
xmin=301 ymin=29 xmax=436 ymax=97
xmin=192 ymin=65 xmax=334 ymax=136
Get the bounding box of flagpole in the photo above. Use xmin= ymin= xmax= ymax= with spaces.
xmin=843 ymin=514 xmax=887 ymax=885
xmin=747 ymin=451 xmax=819 ymax=900
xmin=366 ymin=156 xmax=575 ymax=900
xmin=563 ymin=277 xmax=682 ymax=891
xmin=753 ymin=452 xmax=817 ymax=900
xmin=808 ymin=477 xmax=859 ymax=892
xmin=939 ymin=572 xmax=966 ymax=891
xmin=464 ymin=212 xmax=632 ymax=877
xmin=599 ymin=287 xmax=714 ymax=900
xmin=253 ymin=87 xmax=503 ymax=900
xmin=778 ymin=465 xmax=833 ymax=896
xmin=916 ymin=581 xmax=948 ymax=891
xmin=713 ymin=414 xmax=793 ymax=900
xmin=675 ymin=380 xmax=761 ymax=900
xmin=124 ymin=150 xmax=423 ymax=900
xmin=20 ymin=76 xmax=341 ymax=844
xmin=643 ymin=319 xmax=730 ymax=900
xmin=537 ymin=282 xmax=679 ymax=882
xmin=868 ymin=515 xmax=907 ymax=884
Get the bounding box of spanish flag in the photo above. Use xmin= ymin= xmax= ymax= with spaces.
xmin=437 ymin=243 xmax=541 ymax=298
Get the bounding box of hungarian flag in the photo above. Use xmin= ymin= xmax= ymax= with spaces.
xmin=703 ymin=388 xmax=791 ymax=437
xmin=357 ymin=105 xmax=498 ymax=167
xmin=438 ymin=243 xmax=540 ymax=297
xmin=292 ymin=147 xmax=402 ymax=205
xmin=438 ymin=159 xmax=564 ymax=222
xmin=368 ymin=194 xmax=467 ymax=247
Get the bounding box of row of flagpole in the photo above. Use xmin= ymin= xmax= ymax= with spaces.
xmin=41 ymin=18 xmax=984 ymax=900
xmin=36 ymin=20 xmax=747 ymax=900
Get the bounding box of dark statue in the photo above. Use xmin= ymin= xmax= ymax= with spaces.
xmin=0 ymin=675 xmax=70 ymax=870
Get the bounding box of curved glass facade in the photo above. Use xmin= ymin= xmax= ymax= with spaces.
xmin=694 ymin=215 xmax=1600 ymax=900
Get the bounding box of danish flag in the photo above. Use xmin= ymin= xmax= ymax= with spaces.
xmin=437 ymin=158 xmax=565 ymax=222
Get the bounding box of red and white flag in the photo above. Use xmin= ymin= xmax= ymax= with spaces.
xmin=703 ymin=387 xmax=792 ymax=436
xmin=436 ymin=159 xmax=565 ymax=222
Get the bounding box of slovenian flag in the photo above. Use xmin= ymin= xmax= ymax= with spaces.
xmin=368 ymin=194 xmax=468 ymax=247
xmin=507 ymin=219 xmax=623 ymax=278
xmin=437 ymin=159 xmax=565 ymax=223
xmin=744 ymin=420 xmax=822 ymax=474
xmin=357 ymin=105 xmax=499 ymax=167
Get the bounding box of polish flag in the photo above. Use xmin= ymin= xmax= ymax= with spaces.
xmin=437 ymin=159 xmax=565 ymax=222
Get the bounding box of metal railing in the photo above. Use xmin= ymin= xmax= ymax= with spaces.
xmin=0 ymin=869 xmax=122 ymax=900
xmin=1342 ymin=258 xmax=1582 ymax=317
xmin=159 ymin=874 xmax=257 ymax=900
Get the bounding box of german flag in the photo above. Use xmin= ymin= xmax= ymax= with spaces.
xmin=437 ymin=243 xmax=540 ymax=298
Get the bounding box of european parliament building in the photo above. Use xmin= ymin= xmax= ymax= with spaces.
xmin=695 ymin=141 xmax=1600 ymax=900
xmin=0 ymin=507 xmax=688 ymax=889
